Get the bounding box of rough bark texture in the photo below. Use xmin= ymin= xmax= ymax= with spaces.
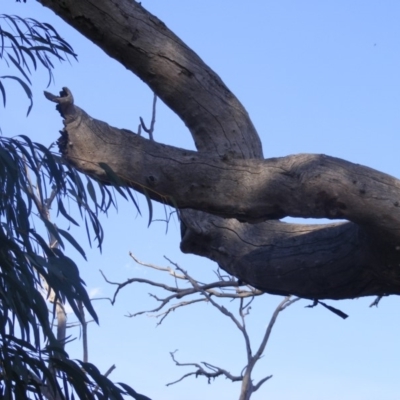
xmin=39 ymin=0 xmax=400 ymax=300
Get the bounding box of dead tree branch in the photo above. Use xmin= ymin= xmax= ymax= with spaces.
xmin=167 ymin=350 xmax=242 ymax=385
xmin=103 ymin=254 xmax=299 ymax=399
xmin=138 ymin=93 xmax=157 ymax=141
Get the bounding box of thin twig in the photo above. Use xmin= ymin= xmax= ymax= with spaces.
xmin=78 ymin=301 xmax=88 ymax=363
xmin=92 ymin=365 xmax=116 ymax=394
xmin=139 ymin=93 xmax=157 ymax=141
xmin=103 ymin=254 xmax=300 ymax=399
xmin=167 ymin=351 xmax=241 ymax=386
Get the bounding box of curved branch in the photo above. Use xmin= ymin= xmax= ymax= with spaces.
xmin=38 ymin=0 xmax=262 ymax=158
xmin=181 ymin=211 xmax=400 ymax=299
xmin=45 ymin=88 xmax=400 ymax=298
xmin=45 ymin=88 xmax=400 ymax=238
xmin=167 ymin=351 xmax=242 ymax=386
xmin=39 ymin=1 xmax=400 ymax=300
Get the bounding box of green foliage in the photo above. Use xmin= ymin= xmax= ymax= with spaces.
xmin=0 ymin=14 xmax=77 ymax=115
xmin=0 ymin=135 xmax=141 ymax=399
xmin=0 ymin=12 xmax=148 ymax=400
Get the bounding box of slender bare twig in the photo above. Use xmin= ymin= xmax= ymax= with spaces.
xmin=101 ymin=254 xmax=263 ymax=309
xmin=166 ymin=294 xmax=298 ymax=400
xmin=78 ymin=301 xmax=88 ymax=362
xmin=166 ymin=350 xmax=242 ymax=386
xmin=103 ymin=254 xmax=299 ymax=399
xmin=103 ymin=364 xmax=116 ymax=378
xmin=138 ymin=93 xmax=157 ymax=141
xmin=92 ymin=365 xmax=116 ymax=395
xmin=246 ymin=297 xmax=300 ymax=398
xmin=130 ymin=252 xmax=186 ymax=279
xmin=24 ymin=154 xmax=65 ymax=400
xmin=129 ymin=298 xmax=206 ymax=326
xmin=370 ymin=295 xmax=384 ymax=307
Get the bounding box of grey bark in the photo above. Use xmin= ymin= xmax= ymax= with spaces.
xmin=40 ymin=0 xmax=400 ymax=299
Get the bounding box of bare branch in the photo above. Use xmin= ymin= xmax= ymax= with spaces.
xmin=92 ymin=365 xmax=116 ymax=395
xmin=139 ymin=93 xmax=157 ymax=141
xmin=252 ymin=297 xmax=300 ymax=365
xmin=127 ymin=298 xmax=206 ymax=326
xmin=78 ymin=301 xmax=88 ymax=362
xmin=103 ymin=364 xmax=116 ymax=378
xmin=252 ymin=375 xmax=273 ymax=393
xmin=101 ymin=254 xmax=263 ymax=312
xmin=370 ymin=296 xmax=384 ymax=307
xmin=169 ymin=260 xmax=251 ymax=353
xmin=129 ymin=252 xmax=186 ymax=279
xmin=23 ymin=153 xmax=67 ymax=400
xmin=250 ymin=297 xmax=301 ymax=393
xmin=103 ymin=253 xmax=299 ymax=398
xmin=166 ymin=351 xmax=241 ymax=386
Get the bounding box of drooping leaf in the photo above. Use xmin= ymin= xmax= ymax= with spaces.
xmin=0 ymin=75 xmax=32 ymax=114
xmin=0 ymin=80 xmax=6 ymax=107
xmin=98 ymin=162 xmax=128 ymax=200
xmin=142 ymin=187 xmax=153 ymax=227
xmin=58 ymin=228 xmax=87 ymax=260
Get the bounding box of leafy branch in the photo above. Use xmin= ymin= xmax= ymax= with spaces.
xmin=0 ymin=135 xmax=142 ymax=399
xmin=0 ymin=14 xmax=78 ymax=114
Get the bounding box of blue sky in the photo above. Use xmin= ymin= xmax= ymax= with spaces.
xmin=2 ymin=1 xmax=400 ymax=399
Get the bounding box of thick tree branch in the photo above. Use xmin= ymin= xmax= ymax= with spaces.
xmin=180 ymin=212 xmax=400 ymax=299
xmin=44 ymin=88 xmax=400 ymax=299
xmin=45 ymin=88 xmax=400 ymax=236
xmin=39 ymin=0 xmax=400 ymax=299
xmin=37 ymin=0 xmax=262 ymax=158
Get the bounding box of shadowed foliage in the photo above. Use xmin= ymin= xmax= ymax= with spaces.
xmin=0 ymin=12 xmax=148 ymax=400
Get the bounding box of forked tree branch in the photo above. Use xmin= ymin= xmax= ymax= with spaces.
xmin=45 ymin=87 xmax=400 ymax=299
xmin=138 ymin=93 xmax=157 ymax=141
xmin=40 ymin=0 xmax=400 ymax=300
xmin=103 ymin=255 xmax=299 ymax=399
